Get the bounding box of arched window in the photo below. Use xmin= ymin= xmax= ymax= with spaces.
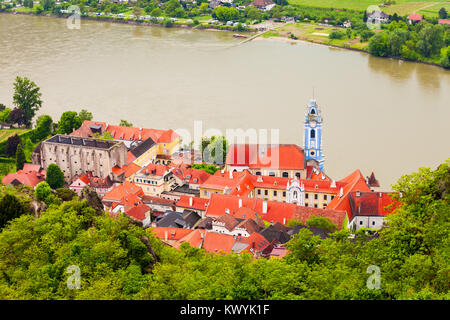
xmin=311 ymin=129 xmax=316 ymax=139
xmin=311 ymin=108 xmax=316 ymax=114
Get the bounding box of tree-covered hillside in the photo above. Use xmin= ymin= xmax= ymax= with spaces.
xmin=0 ymin=160 xmax=448 ymax=300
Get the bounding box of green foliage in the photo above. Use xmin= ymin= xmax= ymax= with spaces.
xmin=15 ymin=144 xmax=25 ymax=171
xmin=119 ymin=119 xmax=133 ymax=127
xmin=305 ymin=216 xmax=337 ymax=232
xmin=0 ymin=193 xmax=26 ymax=230
xmin=286 ymin=218 xmax=304 ymax=227
xmin=360 ymin=29 xmax=374 ymax=42
xmin=368 ymin=31 xmax=390 ymax=57
xmin=46 ymin=164 xmax=65 ymax=189
xmin=12 ymin=76 xmax=42 ymax=128
xmin=191 ymin=163 xmax=219 ymax=175
xmin=329 ymin=30 xmax=345 ymax=39
xmin=78 ymin=109 xmax=93 ymax=122
xmin=57 ymin=111 xmax=82 ymax=135
xmin=438 ymin=7 xmax=447 ymax=19
xmin=5 ymin=134 xmax=22 ymax=158
xmin=35 ymin=181 xmax=52 ymax=202
xmin=213 ymin=6 xmax=240 ymax=22
xmin=32 ymin=115 xmax=53 ymax=142
xmin=55 ymin=188 xmax=76 ymax=202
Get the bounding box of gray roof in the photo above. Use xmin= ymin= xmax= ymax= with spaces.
xmin=130 ymin=137 xmax=156 ymax=158
xmin=154 ymin=211 xmax=187 ymax=228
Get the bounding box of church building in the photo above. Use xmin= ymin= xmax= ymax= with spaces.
xmin=303 ymin=98 xmax=324 ymax=172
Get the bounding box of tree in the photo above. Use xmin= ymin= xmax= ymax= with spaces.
xmin=368 ymin=31 xmax=390 ymax=57
xmin=150 ymin=7 xmax=162 ymax=17
xmin=0 ymin=194 xmax=25 ymax=230
xmin=305 ymin=216 xmax=337 ymax=232
xmin=46 ymin=164 xmax=65 ymax=189
xmin=32 ymin=114 xmax=53 ymax=142
xmin=8 ymin=108 xmax=27 ymax=126
xmin=57 ymin=111 xmax=82 ymax=135
xmin=360 ymin=29 xmax=375 ymax=42
xmin=213 ymin=6 xmax=240 ymax=22
xmin=35 ymin=181 xmax=52 ymax=202
xmin=23 ymin=0 xmax=33 ymax=8
xmin=12 ymin=76 xmax=42 ymax=127
xmin=0 ymin=104 xmax=5 ymax=112
xmin=245 ymin=6 xmax=261 ymax=21
xmin=78 ymin=109 xmax=93 ymax=122
xmin=119 ymin=120 xmax=133 ymax=127
xmin=165 ymin=0 xmax=180 ymax=16
xmin=438 ymin=7 xmax=447 ymax=19
xmin=5 ymin=134 xmax=22 ymax=157
xmin=0 ymin=108 xmax=11 ymax=123
xmin=388 ymin=28 xmax=409 ymax=57
xmin=40 ymin=0 xmax=55 ymax=11
xmin=15 ymin=143 xmax=26 ymax=171
xmin=199 ymin=2 xmax=209 ymax=13
xmin=416 ymin=24 xmax=444 ymax=57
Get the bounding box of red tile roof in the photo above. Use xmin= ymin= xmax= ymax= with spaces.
xmin=176 ymin=195 xmax=209 ymax=211
xmin=348 ymin=191 xmax=401 ymax=220
xmin=139 ymin=163 xmax=170 ymax=177
xmin=202 ymin=232 xmax=236 ymax=254
xmin=173 ymin=229 xmax=206 ymax=249
xmin=213 ymin=214 xmax=240 ymax=231
xmin=326 ymin=169 xmax=371 ymax=215
xmin=125 ymin=203 xmax=150 ymax=221
xmin=226 ymin=144 xmax=305 ymax=170
xmin=438 ymin=19 xmax=450 ymax=25
xmin=409 ymin=13 xmax=423 ymax=21
xmin=292 ymin=206 xmax=347 ymax=229
xmin=70 ymin=120 xmax=179 ymax=143
xmin=238 ymin=232 xmax=271 ymax=253
xmin=172 ymin=164 xmax=211 ymax=185
xmin=149 ymin=227 xmax=194 ymax=241
xmin=2 ymin=166 xmax=46 ymax=187
xmin=112 ymin=163 xmax=142 ymax=179
xmin=102 ymin=181 xmax=143 ymax=203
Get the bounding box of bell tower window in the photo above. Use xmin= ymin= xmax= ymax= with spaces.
xmin=311 ymin=129 xmax=315 ymax=139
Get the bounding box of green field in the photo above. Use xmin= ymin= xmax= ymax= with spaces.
xmin=418 ymin=2 xmax=450 ymax=16
xmin=0 ymin=129 xmax=30 ymax=143
xmin=288 ymin=0 xmax=448 ymax=13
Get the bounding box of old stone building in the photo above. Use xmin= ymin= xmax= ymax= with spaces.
xmin=33 ymin=134 xmax=128 ymax=182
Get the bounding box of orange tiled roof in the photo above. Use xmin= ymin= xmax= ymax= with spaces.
xmin=103 ymin=181 xmax=143 ymax=202
xmin=149 ymin=227 xmax=194 ymax=241
xmin=70 ymin=120 xmax=179 ymax=143
xmin=173 ymin=229 xmax=206 ymax=249
xmin=348 ymin=191 xmax=401 ymax=220
xmin=176 ymin=195 xmax=209 ymax=211
xmin=202 ymin=232 xmax=236 ymax=254
xmin=226 ymin=144 xmax=305 ymax=170
xmin=172 ymin=164 xmax=211 ymax=185
xmin=409 ymin=13 xmax=423 ymax=21
xmin=126 ymin=203 xmax=150 ymax=221
xmin=139 ymin=163 xmax=170 ymax=177
xmin=2 ymin=165 xmax=45 ymax=187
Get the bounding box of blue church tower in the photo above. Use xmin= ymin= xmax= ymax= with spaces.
xmin=303 ymin=98 xmax=324 ymax=171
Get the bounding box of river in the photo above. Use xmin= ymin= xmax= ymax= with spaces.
xmin=0 ymin=14 xmax=449 ymax=189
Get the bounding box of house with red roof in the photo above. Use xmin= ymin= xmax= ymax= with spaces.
xmin=347 ymin=191 xmax=401 ymax=231
xmin=211 ymin=213 xmax=263 ymax=237
xmin=206 ymin=193 xmax=347 ymax=229
xmin=225 ymin=144 xmax=306 ymax=179
xmin=175 ymin=195 xmax=209 ymax=217
xmin=111 ymin=162 xmax=142 ymax=183
xmin=141 ymin=195 xmax=176 ymax=216
xmin=409 ymin=13 xmax=423 ymax=24
xmin=2 ymin=164 xmax=46 ymax=188
xmin=438 ymin=19 xmax=450 ymax=25
xmin=250 ymin=0 xmax=275 ymax=11
xmin=70 ymin=171 xmax=115 ymax=197
xmin=102 ymin=180 xmax=144 ymax=209
xmin=172 ymin=164 xmax=211 ymax=191
xmin=70 ymin=120 xmax=181 ymax=159
xmin=133 ymin=163 xmax=175 ymax=196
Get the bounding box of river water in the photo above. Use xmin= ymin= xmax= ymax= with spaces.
xmin=1 ymin=14 xmax=449 ymax=188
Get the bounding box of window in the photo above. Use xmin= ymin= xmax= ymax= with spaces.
xmin=255 ymin=171 xmax=261 ymax=175
xmin=269 ymin=172 xmax=275 ymax=177
xmin=274 ymin=191 xmax=277 ymax=196
xmin=314 ymin=194 xmax=318 ymax=200
xmin=331 ymin=195 xmax=335 ymax=200
xmin=282 ymin=172 xmax=289 ymax=178
xmin=257 ymin=190 xmax=261 ymax=195
xmin=305 ymin=203 xmax=308 ymax=207
xmin=314 ymin=204 xmax=318 ymax=208
xmin=264 ymin=190 xmax=268 ymax=196
xmin=360 ymin=221 xmax=363 ymax=225
xmin=323 ymin=195 xmax=327 ymax=200
xmin=310 ymin=129 xmax=315 ymax=139
xmin=295 ymin=173 xmax=301 ymax=178
xmin=372 ymin=221 xmax=376 ymax=226
xmin=283 ymin=191 xmax=286 ymax=197
xmin=305 ymin=193 xmax=309 ymax=199
xmin=311 ymin=108 xmax=316 ymax=115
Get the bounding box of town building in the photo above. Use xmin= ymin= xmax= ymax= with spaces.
xmin=2 ymin=164 xmax=46 ymax=188
xmin=133 ymin=163 xmax=175 ymax=196
xmin=367 ymin=10 xmax=389 ymax=24
xmin=34 ymin=134 xmax=128 ymax=182
xmin=408 ymin=13 xmax=423 ymax=24
xmin=69 ymin=171 xmax=115 ymax=197
xmin=348 ymin=191 xmax=400 ymax=231
xmin=250 ymin=0 xmax=275 ymax=11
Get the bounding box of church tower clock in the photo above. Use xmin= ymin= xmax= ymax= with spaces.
xmin=304 ymin=97 xmax=324 ymax=171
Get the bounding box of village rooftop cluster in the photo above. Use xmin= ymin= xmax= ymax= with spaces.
xmin=3 ymin=98 xmax=401 ymax=258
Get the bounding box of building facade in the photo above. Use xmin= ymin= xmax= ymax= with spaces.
xmin=35 ymin=135 xmax=128 ymax=182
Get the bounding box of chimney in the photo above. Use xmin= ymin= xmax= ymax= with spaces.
xmin=262 ymin=200 xmax=267 ymax=214
xmin=189 ymin=196 xmax=193 ymax=206
xmin=239 ymin=198 xmax=242 ymax=208
xmin=164 ymin=231 xmax=168 ymax=241
xmin=283 ymin=218 xmax=286 ymax=224
xmin=225 ymin=208 xmax=230 ymax=214
xmin=379 ymin=192 xmax=382 ymax=198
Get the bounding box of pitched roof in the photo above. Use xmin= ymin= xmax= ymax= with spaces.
xmin=130 ymin=137 xmax=156 ymax=158
xmin=213 ymin=214 xmax=240 ymax=231
xmin=149 ymin=227 xmax=194 ymax=242
xmin=125 ymin=203 xmax=150 ymax=221
xmin=409 ymin=13 xmax=423 ymax=21
xmin=138 ymin=163 xmax=170 ymax=177
xmin=438 ymin=19 xmax=450 ymax=25
xmin=202 ymin=232 xmax=236 ymax=254
xmin=366 ymin=172 xmax=380 ymax=188
xmin=292 ymin=206 xmax=346 ymax=230
xmin=251 ymin=0 xmax=275 ymax=7
xmin=173 ymin=229 xmax=206 ymax=249
xmin=102 ymin=181 xmax=143 ymax=203
xmin=112 ymin=163 xmax=142 ymax=179
xmin=259 ymin=225 xmax=291 ymax=244
xmin=176 ymin=195 xmax=209 ymax=211
xmin=226 ymin=144 xmax=305 ymax=170
xmin=172 ymin=164 xmax=211 ymax=185
xmin=2 ymin=166 xmax=45 ymax=187
xmin=154 ymin=211 xmax=187 ymax=228
xmin=348 ymin=191 xmax=401 ymax=220
xmin=70 ymin=120 xmax=179 ymax=144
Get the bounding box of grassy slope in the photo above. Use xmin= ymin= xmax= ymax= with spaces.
xmin=0 ymin=129 xmax=30 ymax=144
